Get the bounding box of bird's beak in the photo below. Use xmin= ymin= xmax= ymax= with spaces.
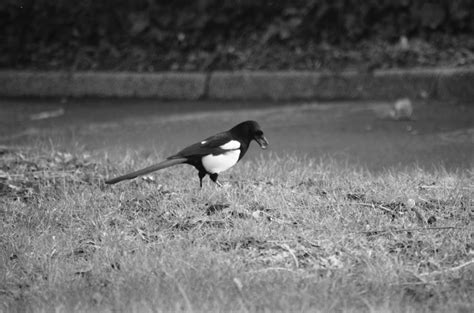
xmin=255 ymin=136 xmax=269 ymax=149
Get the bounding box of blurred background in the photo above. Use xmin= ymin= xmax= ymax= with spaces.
xmin=1 ymin=0 xmax=473 ymax=171
xmin=2 ymin=0 xmax=474 ymax=71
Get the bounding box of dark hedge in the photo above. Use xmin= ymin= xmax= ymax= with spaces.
xmin=1 ymin=0 xmax=473 ymax=70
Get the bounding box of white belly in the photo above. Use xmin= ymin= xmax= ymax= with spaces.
xmin=202 ymin=150 xmax=240 ymax=174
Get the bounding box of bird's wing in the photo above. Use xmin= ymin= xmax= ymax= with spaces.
xmin=168 ymin=132 xmax=236 ymax=159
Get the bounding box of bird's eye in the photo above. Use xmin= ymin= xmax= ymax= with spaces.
xmin=255 ymin=130 xmax=263 ymax=136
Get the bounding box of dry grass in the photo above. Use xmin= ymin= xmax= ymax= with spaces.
xmin=1 ymin=146 xmax=473 ymax=313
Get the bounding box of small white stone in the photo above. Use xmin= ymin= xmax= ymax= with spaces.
xmin=393 ymin=98 xmax=413 ymax=119
xmin=406 ymin=198 xmax=416 ymax=209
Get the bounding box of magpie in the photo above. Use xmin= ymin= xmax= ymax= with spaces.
xmin=105 ymin=120 xmax=268 ymax=187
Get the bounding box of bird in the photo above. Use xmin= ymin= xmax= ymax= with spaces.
xmin=105 ymin=120 xmax=268 ymax=187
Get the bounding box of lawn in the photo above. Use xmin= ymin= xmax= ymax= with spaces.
xmin=1 ymin=146 xmax=472 ymax=312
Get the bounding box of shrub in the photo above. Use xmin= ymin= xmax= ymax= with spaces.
xmin=1 ymin=0 xmax=472 ymax=69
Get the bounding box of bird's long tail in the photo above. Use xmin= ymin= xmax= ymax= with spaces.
xmin=105 ymin=158 xmax=187 ymax=184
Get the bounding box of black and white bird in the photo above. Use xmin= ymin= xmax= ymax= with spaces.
xmin=105 ymin=120 xmax=268 ymax=187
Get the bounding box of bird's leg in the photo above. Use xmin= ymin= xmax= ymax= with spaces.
xmin=209 ymin=173 xmax=222 ymax=187
xmin=198 ymin=171 xmax=206 ymax=188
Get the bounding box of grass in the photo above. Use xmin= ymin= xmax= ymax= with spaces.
xmin=0 ymin=145 xmax=473 ymax=312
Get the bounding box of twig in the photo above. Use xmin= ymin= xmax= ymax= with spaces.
xmin=10 ymin=170 xmax=79 ymax=176
xmin=257 ymin=210 xmax=294 ymax=225
xmin=390 ymin=282 xmax=431 ymax=287
xmin=358 ymin=203 xmax=398 ymax=215
xmin=358 ymin=226 xmax=469 ymax=235
xmin=378 ymin=204 xmax=397 ymax=215
xmin=419 ymin=259 xmax=474 ymax=277
xmin=279 ymin=244 xmax=299 ymax=269
xmin=248 ymin=267 xmax=299 ymax=274
xmin=419 ymin=185 xmax=473 ymax=191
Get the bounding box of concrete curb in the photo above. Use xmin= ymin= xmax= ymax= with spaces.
xmin=0 ymin=67 xmax=473 ymax=101
xmin=0 ymin=71 xmax=206 ymax=100
xmin=209 ymin=68 xmax=474 ymax=101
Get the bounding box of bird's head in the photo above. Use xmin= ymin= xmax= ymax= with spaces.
xmin=253 ymin=128 xmax=268 ymax=149
xmin=231 ymin=120 xmax=268 ymax=149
